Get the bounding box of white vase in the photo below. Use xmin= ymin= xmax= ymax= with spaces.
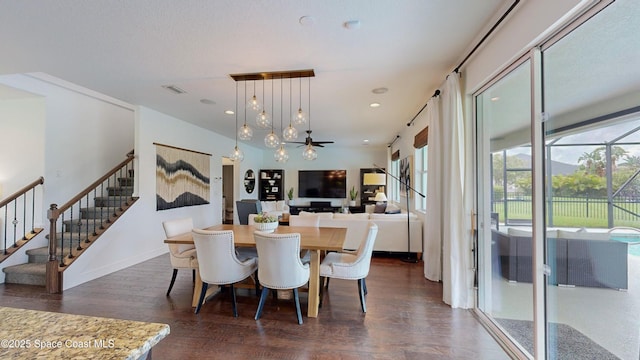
xmin=254 ymin=221 xmax=279 ymax=233
xmin=349 ymin=200 xmax=356 ymax=207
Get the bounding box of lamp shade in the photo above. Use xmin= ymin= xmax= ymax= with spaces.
xmin=363 ymin=173 xmax=386 ymax=186
xmin=374 ymin=192 xmax=387 ymax=202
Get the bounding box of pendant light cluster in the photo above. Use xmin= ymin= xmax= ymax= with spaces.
xmin=229 ymin=69 xmax=315 ymax=162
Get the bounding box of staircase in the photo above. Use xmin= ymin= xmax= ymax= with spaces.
xmin=3 ymin=173 xmax=136 ymax=287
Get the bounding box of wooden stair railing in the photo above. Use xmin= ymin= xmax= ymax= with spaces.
xmin=46 ymin=152 xmax=137 ymax=293
xmin=0 ymin=177 xmax=45 ymax=263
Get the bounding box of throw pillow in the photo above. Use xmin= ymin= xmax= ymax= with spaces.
xmin=374 ymin=203 xmax=387 ymax=213
xmin=385 ymin=208 xmax=401 ymax=214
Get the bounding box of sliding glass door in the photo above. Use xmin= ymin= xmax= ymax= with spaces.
xmin=542 ymin=0 xmax=640 ymax=358
xmin=476 ymin=59 xmax=534 ymax=357
xmin=476 ymin=0 xmax=640 ymax=358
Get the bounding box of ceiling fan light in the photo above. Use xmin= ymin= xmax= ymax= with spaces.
xmin=264 ymin=131 xmax=280 ymax=148
xmin=293 ymin=108 xmax=307 ymax=125
xmin=282 ymin=125 xmax=298 ymax=141
xmin=230 ymin=146 xmax=244 ymax=162
xmin=256 ymin=110 xmax=271 ymax=129
xmin=274 ymin=145 xmax=289 ymax=162
xmin=302 ymin=144 xmax=317 ymax=161
xmin=238 ymin=124 xmax=253 ymax=140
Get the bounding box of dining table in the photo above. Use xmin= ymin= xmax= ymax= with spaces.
xmin=164 ymin=224 xmax=347 ymax=318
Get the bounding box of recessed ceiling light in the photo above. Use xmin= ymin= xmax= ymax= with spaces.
xmin=369 ymin=102 xmax=381 ymax=108
xmin=161 ymin=85 xmax=186 ymax=94
xmin=372 ymin=87 xmax=388 ymax=94
xmin=224 ymin=110 xmax=234 ymax=115
xmin=200 ymin=99 xmax=215 ymax=105
xmin=343 ymin=20 xmax=361 ymax=29
xmin=299 ymin=16 xmax=315 ymax=26
xmin=363 ymin=139 xmax=370 ymax=145
xmin=491 ymin=96 xmax=500 ymax=101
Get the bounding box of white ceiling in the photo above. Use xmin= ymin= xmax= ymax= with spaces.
xmin=0 ymin=0 xmax=508 ymax=148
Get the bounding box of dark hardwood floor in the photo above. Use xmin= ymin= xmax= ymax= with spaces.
xmin=0 ymin=254 xmax=509 ymax=359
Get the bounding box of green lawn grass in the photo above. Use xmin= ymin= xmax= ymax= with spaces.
xmin=492 ymin=198 xmax=639 ymax=228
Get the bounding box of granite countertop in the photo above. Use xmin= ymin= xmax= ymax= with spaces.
xmin=0 ymin=306 xmax=170 ymax=359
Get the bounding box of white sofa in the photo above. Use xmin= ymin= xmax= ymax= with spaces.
xmin=259 ymin=200 xmax=289 ymax=218
xmin=289 ymin=211 xmax=423 ymax=253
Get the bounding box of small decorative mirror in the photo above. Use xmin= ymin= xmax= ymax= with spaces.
xmin=244 ymin=169 xmax=255 ymax=193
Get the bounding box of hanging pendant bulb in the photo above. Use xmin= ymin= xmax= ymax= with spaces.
xmin=293 ymin=107 xmax=306 ymax=126
xmin=302 ymin=144 xmax=317 ymax=161
xmin=264 ymin=131 xmax=280 ymax=148
xmin=230 ymin=145 xmax=244 ymax=162
xmin=238 ymin=124 xmax=253 ymax=140
xmin=256 ymin=110 xmax=271 ymax=129
xmin=274 ymin=144 xmax=289 ymax=162
xmin=246 ymin=81 xmax=261 ymax=112
xmin=282 ymin=124 xmax=298 ymax=141
xmin=293 ymin=77 xmax=307 ymax=125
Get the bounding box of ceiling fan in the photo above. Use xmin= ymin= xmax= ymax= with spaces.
xmin=290 ymin=130 xmax=334 ymax=147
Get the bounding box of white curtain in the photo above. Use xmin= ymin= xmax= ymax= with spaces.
xmin=424 ymin=96 xmax=442 ymax=281
xmin=425 ymin=72 xmax=474 ymax=308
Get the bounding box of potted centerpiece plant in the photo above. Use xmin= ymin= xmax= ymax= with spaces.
xmin=287 ymin=187 xmax=294 ymax=205
xmin=253 ymin=212 xmax=279 ymax=233
xmin=349 ymin=186 xmax=358 ymax=207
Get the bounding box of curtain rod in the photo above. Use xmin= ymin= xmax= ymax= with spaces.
xmin=406 ymin=0 xmax=520 ymax=127
xmin=387 ymin=135 xmax=400 ymax=148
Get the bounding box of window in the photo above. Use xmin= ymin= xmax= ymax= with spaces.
xmin=415 ymin=146 xmax=427 ymax=210
xmin=390 ymin=159 xmax=400 ymax=202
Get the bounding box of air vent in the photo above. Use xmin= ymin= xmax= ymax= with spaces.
xmin=161 ymin=85 xmax=187 ymax=94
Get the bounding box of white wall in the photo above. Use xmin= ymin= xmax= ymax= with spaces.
xmin=63 ymin=106 xmax=263 ymax=289
xmin=0 ymin=74 xmax=135 ymax=283
xmin=261 ymin=145 xmax=387 ymax=207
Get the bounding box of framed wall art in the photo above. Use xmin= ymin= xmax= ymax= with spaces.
xmin=155 ymin=143 xmax=211 ymax=210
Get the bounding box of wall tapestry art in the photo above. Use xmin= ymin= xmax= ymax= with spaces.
xmin=155 ymin=143 xmax=210 ymax=210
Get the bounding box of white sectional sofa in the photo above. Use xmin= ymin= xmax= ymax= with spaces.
xmin=289 ymin=211 xmax=423 ymax=253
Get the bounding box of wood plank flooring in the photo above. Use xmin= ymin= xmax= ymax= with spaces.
xmin=0 ymin=254 xmax=509 ymax=359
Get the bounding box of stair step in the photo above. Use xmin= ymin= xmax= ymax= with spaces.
xmin=95 ymin=196 xmax=133 ymax=207
xmin=3 ymin=263 xmax=46 ymax=286
xmin=118 ymin=177 xmax=134 ymax=186
xmin=62 ymin=218 xmax=105 ymax=233
xmin=107 ymin=186 xmax=133 ymax=196
xmin=26 ymin=246 xmax=65 ymax=263
xmin=80 ymin=207 xmax=120 ymax=220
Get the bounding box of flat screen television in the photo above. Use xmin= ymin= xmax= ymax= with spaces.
xmin=298 ymin=170 xmax=347 ymax=198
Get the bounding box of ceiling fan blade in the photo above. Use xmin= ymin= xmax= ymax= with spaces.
xmin=314 ymin=141 xmax=334 ymax=144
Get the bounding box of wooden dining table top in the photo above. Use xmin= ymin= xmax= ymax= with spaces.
xmin=164 ymin=224 xmax=346 ymax=251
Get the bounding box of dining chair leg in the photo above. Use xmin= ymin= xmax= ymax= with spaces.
xmin=293 ymin=288 xmax=303 ymax=325
xmin=230 ymin=284 xmax=238 ymax=317
xmin=255 ymin=287 xmax=270 ymax=320
xmin=363 ymin=278 xmax=368 ymax=295
xmin=325 ymin=277 xmax=330 ymax=289
xmin=319 ymin=276 xmax=325 ymax=308
xmin=166 ymin=269 xmax=178 ymax=296
xmin=192 ymin=269 xmax=196 ymax=283
xmin=357 ymin=278 xmax=366 ymax=313
xmin=195 ymin=282 xmax=208 ymax=314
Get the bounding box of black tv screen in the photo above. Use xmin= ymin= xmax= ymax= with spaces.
xmin=298 ymin=170 xmax=347 ymax=198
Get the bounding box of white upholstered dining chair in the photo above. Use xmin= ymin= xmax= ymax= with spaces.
xmin=289 ymin=215 xmax=320 ymax=227
xmin=162 ymin=218 xmax=197 ymax=296
xmin=289 ymin=215 xmax=320 ymax=264
xmin=319 ymin=222 xmax=378 ymax=313
xmin=253 ymin=231 xmax=310 ymax=325
xmin=192 ymin=229 xmax=259 ymax=316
